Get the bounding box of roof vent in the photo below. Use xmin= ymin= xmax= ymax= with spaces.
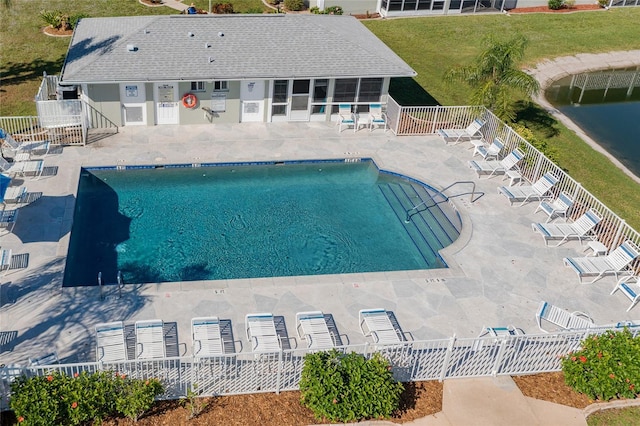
xmin=127 ymin=44 xmax=138 ymax=52
xmin=218 ymin=32 xmax=224 ymax=37
xmin=144 ymin=29 xmax=150 ymax=34
xmin=188 ymin=32 xmax=195 ymax=37
xmin=208 ymin=57 xmax=214 ymax=63
xmin=205 ymin=42 xmax=211 ymax=48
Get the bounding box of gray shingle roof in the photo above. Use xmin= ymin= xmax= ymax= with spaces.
xmin=60 ymin=15 xmax=417 ymax=84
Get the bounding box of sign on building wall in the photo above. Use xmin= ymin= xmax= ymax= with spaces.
xmin=212 ymin=93 xmax=226 ymax=112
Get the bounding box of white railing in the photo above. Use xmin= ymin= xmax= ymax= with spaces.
xmin=0 ymin=115 xmax=87 ymax=146
xmin=2 ymin=327 xmax=638 ymax=410
xmin=388 ymin=100 xmax=640 ymax=268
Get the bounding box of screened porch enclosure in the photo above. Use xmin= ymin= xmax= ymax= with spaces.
xmin=380 ymin=0 xmax=516 ymax=16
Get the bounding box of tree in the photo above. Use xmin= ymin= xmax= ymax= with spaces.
xmin=444 ymin=34 xmax=540 ymax=122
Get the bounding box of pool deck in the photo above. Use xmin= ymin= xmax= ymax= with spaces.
xmin=1 ymin=121 xmax=638 ymax=364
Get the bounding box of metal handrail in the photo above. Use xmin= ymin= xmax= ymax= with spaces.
xmin=405 ymin=181 xmax=481 ymax=222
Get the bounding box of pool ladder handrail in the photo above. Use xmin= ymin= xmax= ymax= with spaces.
xmin=405 ymin=181 xmax=482 ymax=222
xmin=98 ymin=271 xmax=123 ymax=300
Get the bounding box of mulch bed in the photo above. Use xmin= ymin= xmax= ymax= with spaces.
xmin=43 ymin=26 xmax=73 ymax=37
xmin=512 ymin=371 xmax=595 ymax=409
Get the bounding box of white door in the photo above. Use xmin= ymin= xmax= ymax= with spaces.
xmin=120 ymin=83 xmax=147 ymax=126
xmin=155 ymin=83 xmax=179 ymax=125
xmin=240 ymin=81 xmax=265 ymax=122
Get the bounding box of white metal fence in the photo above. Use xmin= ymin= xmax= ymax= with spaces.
xmin=2 ymin=327 xmax=637 ymax=410
xmin=0 ymin=115 xmax=87 ymax=146
xmin=387 ymin=99 xmax=640 ymax=267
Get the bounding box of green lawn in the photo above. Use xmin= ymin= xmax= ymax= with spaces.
xmin=364 ymin=9 xmax=640 ymax=228
xmin=588 ymin=406 xmax=640 ymax=426
xmin=1 ymin=4 xmax=639 ymax=226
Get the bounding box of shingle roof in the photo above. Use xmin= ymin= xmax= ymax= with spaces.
xmin=60 ymin=14 xmax=417 ymax=84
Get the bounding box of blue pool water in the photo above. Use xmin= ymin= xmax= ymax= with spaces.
xmin=63 ymin=160 xmax=460 ymax=287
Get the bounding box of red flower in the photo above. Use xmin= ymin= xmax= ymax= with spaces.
xmin=74 ymin=372 xmax=79 ymax=378
xmin=47 ymin=375 xmax=54 ymax=382
xmin=597 ymin=352 xmax=603 ymax=359
xmin=609 ymin=373 xmax=615 ymax=379
xmin=18 ymin=417 xmax=24 ymax=423
xmin=571 ymin=356 xmax=577 ymax=362
xmin=332 ymin=399 xmax=337 ymax=404
xmin=145 ymin=380 xmax=150 ymax=385
xmin=71 ymin=402 xmax=78 ymax=409
xmin=630 ymin=384 xmax=635 ymax=391
xmin=579 ymin=356 xmax=587 ymax=363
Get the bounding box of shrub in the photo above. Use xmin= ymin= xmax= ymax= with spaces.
xmin=325 ymin=6 xmax=344 ymax=15
xmin=561 ymin=329 xmax=640 ymax=401
xmin=548 ymin=0 xmax=564 ymax=10
xmin=300 ymin=350 xmax=404 ymax=422
xmin=39 ymin=10 xmax=86 ymax=30
xmin=212 ymin=2 xmax=234 ymax=14
xmin=10 ymin=371 xmax=164 ymax=425
xmin=598 ymin=0 xmax=610 ymax=7
xmin=284 ymin=0 xmax=305 ymax=11
xmin=564 ymin=0 xmax=576 ymax=8
xmin=511 ymin=123 xmax=558 ymax=164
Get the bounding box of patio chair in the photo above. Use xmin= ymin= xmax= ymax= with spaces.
xmin=610 ymin=275 xmax=640 ymax=312
xmin=29 ymin=351 xmax=59 ymax=366
xmin=358 ymin=308 xmax=404 ymax=345
xmin=498 ymin=172 xmax=559 ymax=206
xmin=0 ymin=208 xmax=18 ymax=234
xmin=0 ymin=129 xmax=50 ymax=157
xmin=337 ymin=104 xmax=357 ymax=133
xmin=95 ymin=321 xmax=127 ymax=362
xmin=563 ymin=240 xmax=640 ymax=284
xmin=367 ymin=103 xmax=387 ymax=132
xmin=135 ymin=319 xmax=166 ymax=359
xmin=534 ymin=191 xmax=575 ymax=223
xmin=472 ymin=137 xmax=504 ymax=160
xmin=245 ymin=313 xmax=281 ymax=353
xmin=192 ymin=316 xmax=224 ymax=357
xmin=531 ymin=208 xmax=601 ymax=247
xmin=437 ymin=118 xmax=485 ymax=144
xmin=296 ymin=311 xmax=336 ymax=349
xmin=535 ymin=301 xmax=594 ymax=333
xmin=0 ymin=156 xmax=44 ymax=179
xmin=468 ymin=148 xmax=525 ymax=179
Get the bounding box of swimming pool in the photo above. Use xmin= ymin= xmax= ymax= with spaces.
xmin=63 ymin=159 xmax=460 ymax=287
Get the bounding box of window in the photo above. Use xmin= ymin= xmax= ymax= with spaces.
xmin=312 ymin=79 xmax=328 ymax=114
xmin=214 ymin=81 xmax=228 ymax=91
xmin=358 ymin=78 xmax=383 ymax=102
xmin=271 ymin=80 xmax=289 ymax=116
xmin=332 ymin=78 xmax=358 ymax=113
xmin=190 ymin=81 xmax=205 ymax=92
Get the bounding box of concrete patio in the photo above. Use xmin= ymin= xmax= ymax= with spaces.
xmin=0 ymin=121 xmax=637 ymax=365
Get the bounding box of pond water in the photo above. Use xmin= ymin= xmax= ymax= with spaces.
xmin=545 ymin=67 xmax=640 ymax=178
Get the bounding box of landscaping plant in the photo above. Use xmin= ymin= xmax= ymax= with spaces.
xmin=562 ymin=329 xmax=640 ymax=401
xmin=283 ymin=0 xmax=304 ymax=11
xmin=299 ymin=350 xmax=404 ymax=422
xmin=548 ymin=0 xmax=565 ymax=10
xmin=10 ymin=371 xmax=164 ymax=425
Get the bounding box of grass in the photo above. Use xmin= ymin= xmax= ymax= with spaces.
xmin=588 ymin=406 xmax=640 ymax=426
xmin=0 ymin=4 xmax=638 ymax=226
xmin=364 ymin=9 xmax=640 ymax=228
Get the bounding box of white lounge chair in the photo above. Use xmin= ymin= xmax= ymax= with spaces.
xmin=534 ymin=191 xmax=574 ymax=223
xmin=535 ymin=301 xmax=594 ymax=333
xmin=610 ymin=276 xmax=640 ymax=312
xmin=563 ymin=240 xmax=640 ymax=284
xmin=367 ymin=103 xmax=387 ymax=132
xmin=358 ymin=308 xmax=403 ymax=345
xmin=135 ymin=319 xmax=166 ymax=359
xmin=245 ymin=313 xmax=281 ymax=353
xmin=337 ymin=104 xmax=357 ymax=133
xmin=95 ymin=321 xmax=127 ymax=362
xmin=296 ymin=311 xmax=336 ymax=349
xmin=531 ymin=209 xmax=602 ymax=247
xmin=498 ymin=172 xmax=559 ymax=206
xmin=472 ymin=137 xmax=504 ymax=160
xmin=192 ymin=316 xmax=224 ymax=357
xmin=0 ymin=209 xmax=18 ymax=234
xmin=437 ymin=118 xmax=485 ymax=144
xmin=468 ymin=148 xmax=525 ymax=178
xmin=0 ymin=156 xmax=44 ymax=179
xmin=1 ymin=129 xmax=50 ymax=157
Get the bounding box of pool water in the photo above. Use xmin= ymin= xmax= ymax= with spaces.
xmin=63 ymin=160 xmax=459 ymax=286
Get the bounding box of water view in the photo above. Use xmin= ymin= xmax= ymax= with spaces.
xmin=545 ymin=67 xmax=640 ymax=178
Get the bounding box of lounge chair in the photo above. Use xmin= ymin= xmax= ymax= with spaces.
xmin=0 ymin=209 xmax=18 ymax=234
xmin=535 ymin=301 xmax=594 ymax=333
xmin=95 ymin=321 xmax=127 ymax=362
xmin=296 ymin=311 xmax=336 ymax=349
xmin=192 ymin=316 xmax=224 ymax=357
xmin=29 ymin=351 xmax=59 ymax=366
xmin=563 ymin=240 xmax=640 ymax=284
xmin=498 ymin=172 xmax=559 ymax=206
xmin=367 ymin=103 xmax=387 ymax=132
xmin=468 ymin=148 xmax=524 ymax=178
xmin=531 ymin=208 xmax=602 ymax=247
xmin=358 ymin=308 xmax=404 ymax=345
xmin=0 ymin=248 xmax=12 ymax=275
xmin=245 ymin=313 xmax=281 ymax=353
xmin=534 ymin=191 xmax=574 ymax=223
xmin=0 ymin=129 xmax=50 ymax=157
xmin=135 ymin=319 xmax=166 ymax=359
xmin=472 ymin=137 xmax=504 ymax=160
xmin=437 ymin=118 xmax=485 ymax=144
xmin=337 ymin=104 xmax=357 ymax=133
xmin=0 ymin=156 xmax=44 ymax=179
xmin=610 ymin=275 xmax=640 ymax=312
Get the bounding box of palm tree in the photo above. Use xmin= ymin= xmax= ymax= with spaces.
xmin=445 ymin=34 xmax=540 ymax=122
